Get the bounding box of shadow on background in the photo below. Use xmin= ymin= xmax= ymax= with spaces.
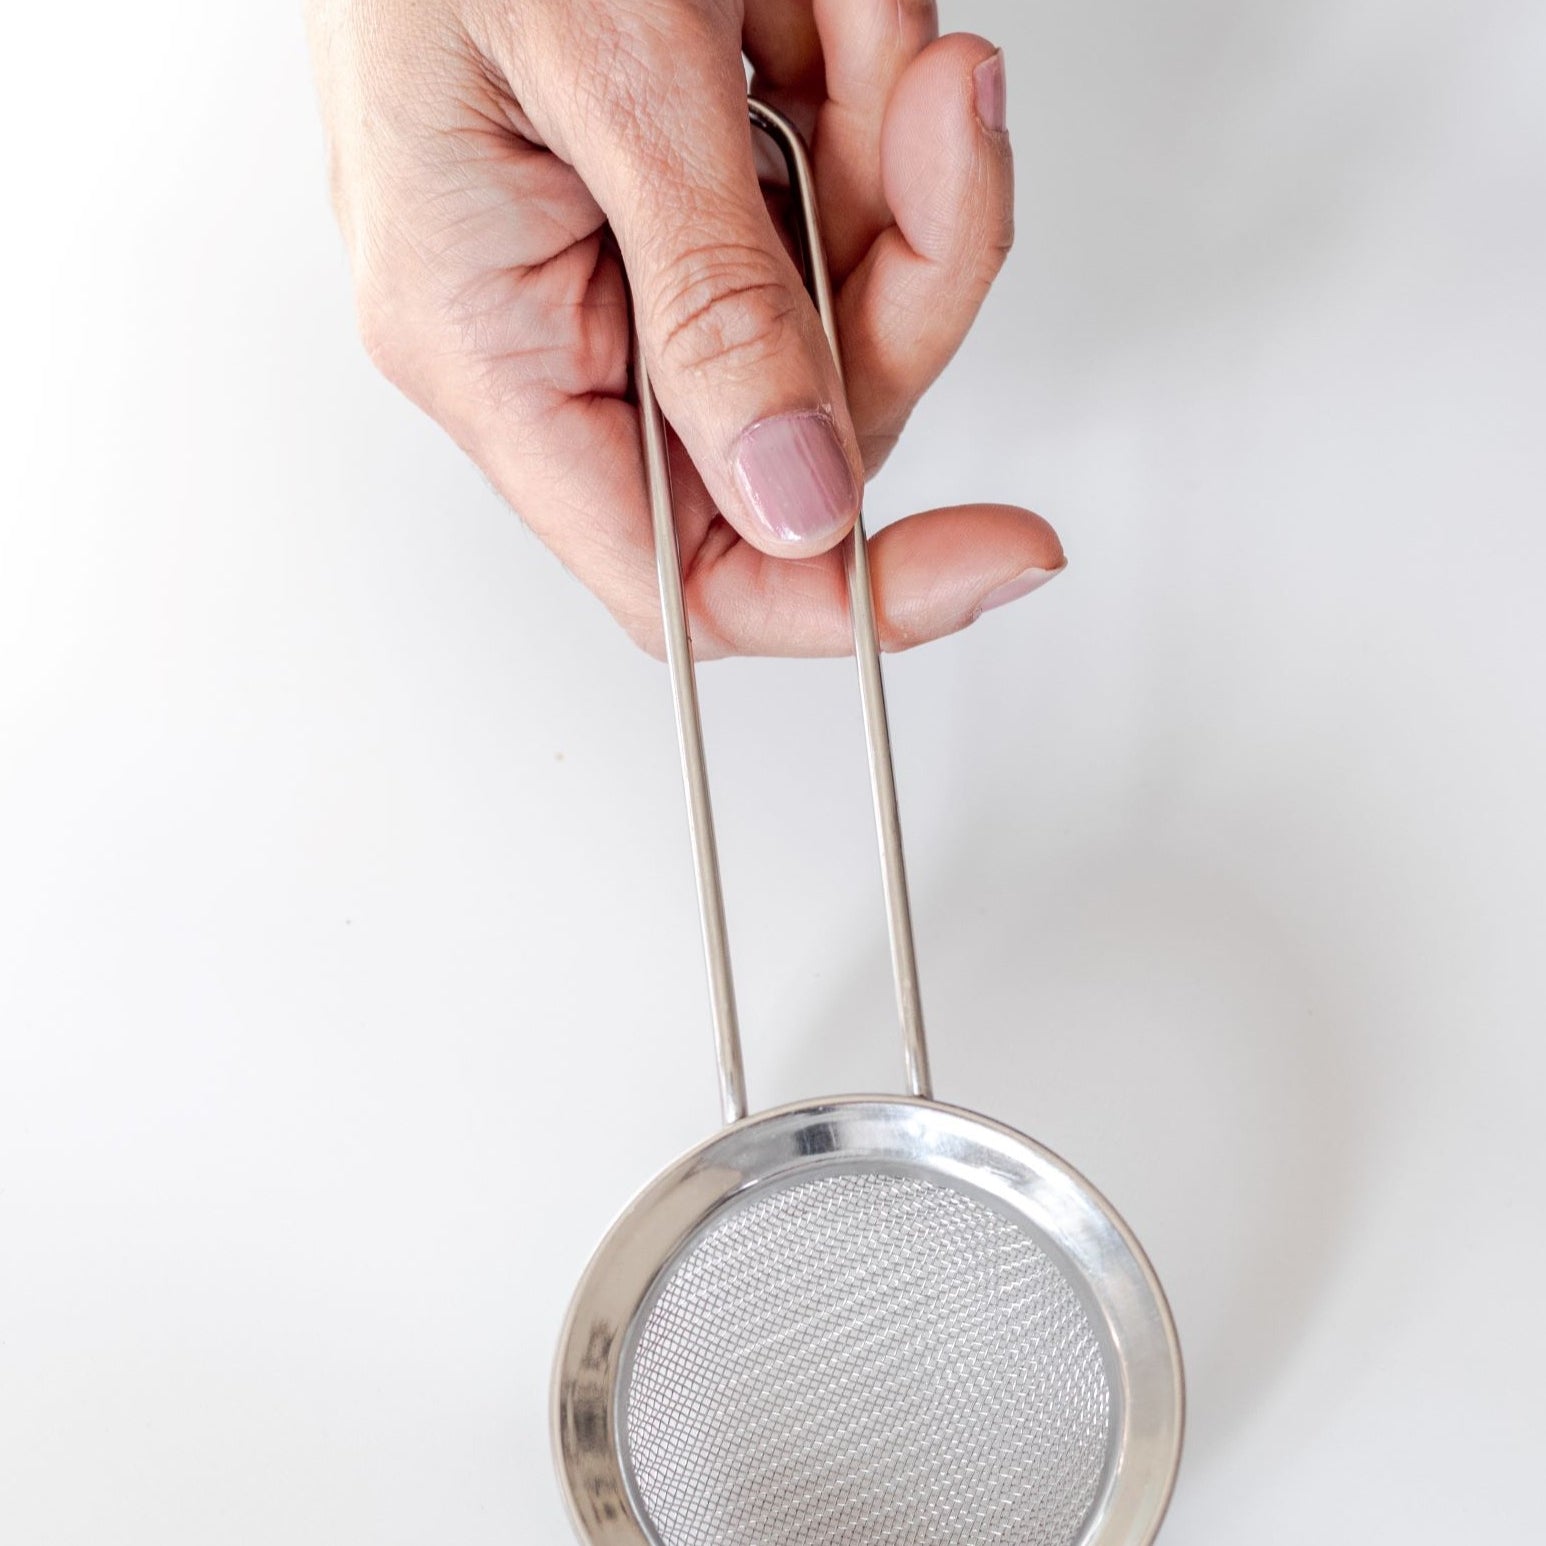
xmin=785 ymin=816 xmax=1375 ymax=1473
xmin=773 ymin=0 xmax=1453 ymax=1466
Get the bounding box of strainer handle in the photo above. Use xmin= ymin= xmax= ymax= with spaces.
xmin=636 ymin=98 xmax=932 ymax=1126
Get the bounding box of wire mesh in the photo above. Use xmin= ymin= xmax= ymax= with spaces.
xmin=623 ymin=1171 xmax=1112 ymax=1546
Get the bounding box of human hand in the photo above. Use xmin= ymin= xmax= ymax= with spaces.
xmin=307 ymin=0 xmax=1065 ymax=656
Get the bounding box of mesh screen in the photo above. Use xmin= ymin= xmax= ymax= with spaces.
xmin=622 ymin=1171 xmax=1112 ymax=1546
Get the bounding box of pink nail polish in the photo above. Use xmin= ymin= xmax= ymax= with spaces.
xmin=976 ymin=565 xmax=1061 ymax=617
xmin=734 ymin=411 xmax=858 ymax=546
xmin=974 ymin=50 xmax=1007 ymax=134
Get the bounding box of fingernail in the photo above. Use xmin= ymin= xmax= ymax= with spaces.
xmin=976 ymin=564 xmax=1061 ymax=617
xmin=974 ymin=49 xmax=1008 ymax=133
xmin=733 ymin=411 xmax=859 ymax=546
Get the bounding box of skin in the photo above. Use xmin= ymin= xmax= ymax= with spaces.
xmin=306 ymin=0 xmax=1065 ymax=658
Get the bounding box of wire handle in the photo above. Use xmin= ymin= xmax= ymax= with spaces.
xmin=637 ymin=98 xmax=931 ymax=1126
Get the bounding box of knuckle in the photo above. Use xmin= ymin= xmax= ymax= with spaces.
xmin=648 ymin=243 xmax=802 ymax=379
xmin=990 ymin=204 xmax=1016 ymax=268
xmin=355 ymin=286 xmax=408 ymax=386
xmin=620 ymin=611 xmax=668 ymax=660
xmin=897 ymin=0 xmax=940 ymax=32
xmin=323 ymin=138 xmax=350 ymax=232
xmin=858 ymin=425 xmax=904 ymax=477
xmin=963 ymin=200 xmax=1015 ymax=292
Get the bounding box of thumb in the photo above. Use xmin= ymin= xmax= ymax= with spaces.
xmin=525 ymin=8 xmax=862 ymax=556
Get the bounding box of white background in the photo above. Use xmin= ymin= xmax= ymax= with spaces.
xmin=2 ymin=1 xmax=1543 ymax=1541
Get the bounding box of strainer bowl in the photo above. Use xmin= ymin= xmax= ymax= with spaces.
xmin=554 ymin=1098 xmax=1183 ymax=1546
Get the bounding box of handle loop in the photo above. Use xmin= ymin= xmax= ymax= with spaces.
xmin=636 ymin=99 xmax=931 ymax=1125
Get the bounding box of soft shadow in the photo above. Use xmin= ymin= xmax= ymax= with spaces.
xmin=781 ymin=818 xmax=1377 ymax=1474
xmin=768 ymin=0 xmax=1449 ymax=1480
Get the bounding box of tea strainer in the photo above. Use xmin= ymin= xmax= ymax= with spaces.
xmin=552 ymin=99 xmax=1184 ymax=1546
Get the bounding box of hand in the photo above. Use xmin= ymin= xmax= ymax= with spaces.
xmin=307 ymin=0 xmax=1065 ymax=657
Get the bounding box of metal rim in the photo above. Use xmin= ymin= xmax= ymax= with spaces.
xmin=553 ymin=1096 xmax=1184 ymax=1546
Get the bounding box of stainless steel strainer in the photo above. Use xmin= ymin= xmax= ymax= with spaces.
xmin=553 ymin=100 xmax=1184 ymax=1546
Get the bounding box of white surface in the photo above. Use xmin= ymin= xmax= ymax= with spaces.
xmin=2 ymin=2 xmax=1543 ymax=1541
